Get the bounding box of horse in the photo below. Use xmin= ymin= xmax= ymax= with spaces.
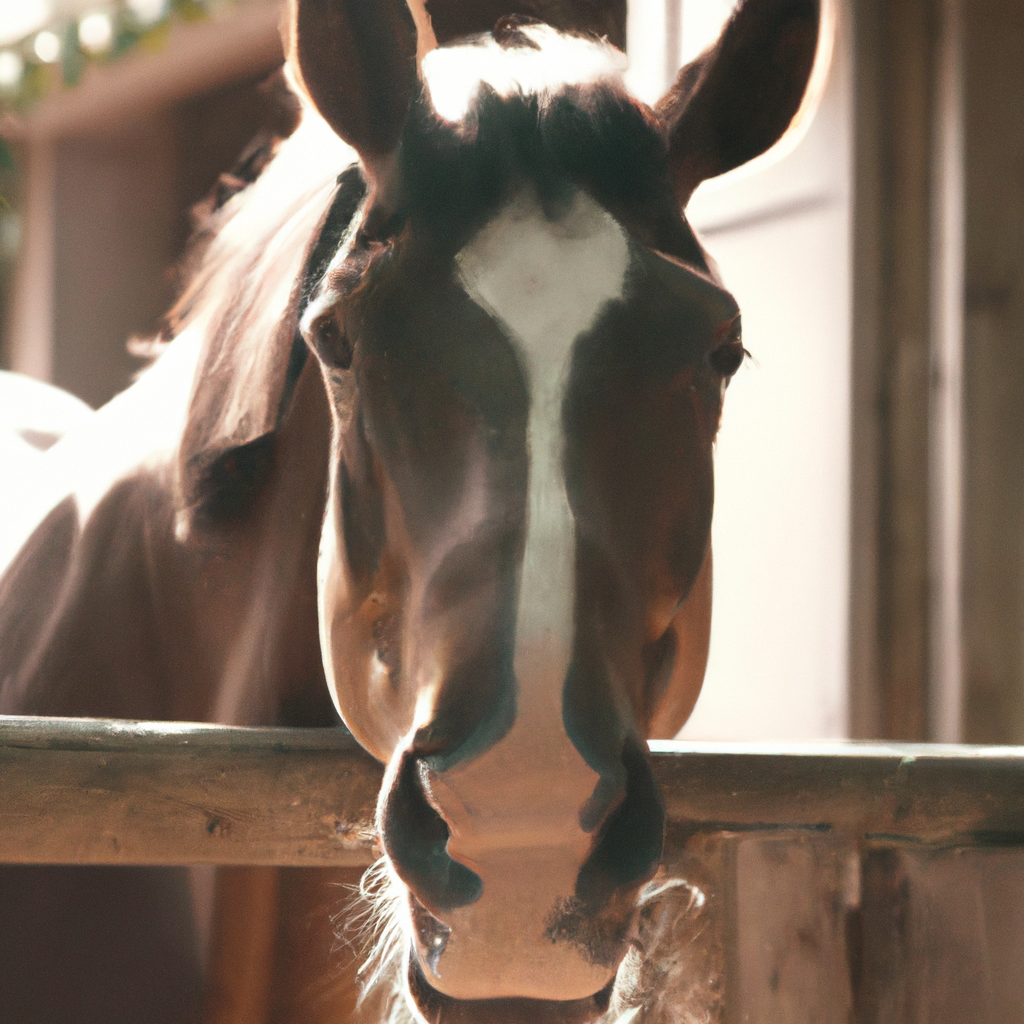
xmin=0 ymin=0 xmax=822 ymax=1020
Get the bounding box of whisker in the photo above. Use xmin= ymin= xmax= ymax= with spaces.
xmin=329 ymin=857 xmax=416 ymax=1022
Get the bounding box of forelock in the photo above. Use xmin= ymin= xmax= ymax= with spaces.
xmin=421 ymin=25 xmax=627 ymax=124
xmin=402 ymin=34 xmax=681 ymax=256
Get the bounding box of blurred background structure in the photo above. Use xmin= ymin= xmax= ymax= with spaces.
xmin=1 ymin=0 xmax=1021 ymax=748
xmin=0 ymin=0 xmax=287 ymax=405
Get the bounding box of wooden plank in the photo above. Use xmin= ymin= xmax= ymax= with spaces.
xmin=849 ymin=846 xmax=1024 ymax=1020
xmin=729 ymin=836 xmax=855 ymax=1022
xmin=0 ymin=717 xmax=382 ymax=867
xmin=652 ymin=739 xmax=1024 ymax=846
xmin=3 ymin=718 xmax=1024 ymax=867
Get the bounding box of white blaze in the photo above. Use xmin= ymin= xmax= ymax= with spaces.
xmin=457 ymin=188 xmax=630 ymax=692
xmin=411 ymin=189 xmax=631 ymax=1001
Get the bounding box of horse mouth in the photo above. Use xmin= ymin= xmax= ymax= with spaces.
xmin=406 ymin=956 xmax=616 ymax=1024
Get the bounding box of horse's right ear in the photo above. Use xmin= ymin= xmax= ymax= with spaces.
xmin=656 ymin=0 xmax=824 ymax=207
xmin=284 ymin=0 xmax=423 ymax=169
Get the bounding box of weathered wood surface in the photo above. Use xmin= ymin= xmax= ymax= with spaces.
xmin=0 ymin=717 xmax=382 ymax=867
xmin=3 ymin=717 xmax=1024 ymax=866
xmin=653 ymin=738 xmax=1024 ymax=847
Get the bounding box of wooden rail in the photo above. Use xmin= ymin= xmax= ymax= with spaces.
xmin=2 ymin=716 xmax=1024 ymax=866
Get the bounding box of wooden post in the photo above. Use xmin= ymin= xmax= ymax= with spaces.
xmin=850 ymin=0 xmax=940 ymax=741
xmin=960 ymin=0 xmax=1024 ymax=744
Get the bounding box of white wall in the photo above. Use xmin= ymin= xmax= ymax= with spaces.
xmin=629 ymin=0 xmax=854 ymax=739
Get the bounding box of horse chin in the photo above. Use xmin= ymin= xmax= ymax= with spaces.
xmin=406 ymin=957 xmax=615 ymax=1024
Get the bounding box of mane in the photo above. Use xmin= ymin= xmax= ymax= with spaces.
xmin=167 ymin=27 xmax=627 ymax=345
xmin=166 ymin=86 xmax=363 ymax=520
xmin=165 ymin=96 xmax=357 ymax=349
xmin=408 ymin=27 xmax=704 ymax=268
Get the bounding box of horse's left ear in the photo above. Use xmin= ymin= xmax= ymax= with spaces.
xmin=656 ymin=0 xmax=824 ymax=206
xmin=284 ymin=0 xmax=426 ymax=171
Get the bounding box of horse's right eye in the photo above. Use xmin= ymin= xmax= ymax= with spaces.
xmin=307 ymin=311 xmax=353 ymax=370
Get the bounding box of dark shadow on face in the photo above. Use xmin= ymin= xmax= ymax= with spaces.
xmin=562 ymin=242 xmax=737 ymax=751
xmin=336 ymin=258 xmax=530 ymax=767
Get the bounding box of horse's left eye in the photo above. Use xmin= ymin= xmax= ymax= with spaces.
xmin=707 ymin=339 xmax=745 ymax=377
xmin=707 ymin=315 xmax=745 ymax=377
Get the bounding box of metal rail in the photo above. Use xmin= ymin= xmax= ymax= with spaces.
xmin=3 ymin=716 xmax=1023 ymax=866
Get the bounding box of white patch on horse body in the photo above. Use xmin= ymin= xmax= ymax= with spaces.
xmin=0 ymin=373 xmax=92 ymax=553
xmin=457 ymin=187 xmax=629 ymax=691
xmin=422 ymin=25 xmax=627 ymax=123
xmin=0 ymin=333 xmax=203 ymax=571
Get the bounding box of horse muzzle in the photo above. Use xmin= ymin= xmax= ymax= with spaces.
xmin=402 ymin=841 xmax=627 ymax=1002
xmin=406 ymin=955 xmax=617 ymax=1024
xmin=378 ymin=692 xmax=662 ymax=1006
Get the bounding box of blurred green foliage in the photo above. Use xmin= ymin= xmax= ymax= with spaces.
xmin=0 ymin=0 xmax=238 ymax=115
xmin=0 ymin=143 xmax=16 ymax=369
xmin=0 ymin=0 xmax=247 ymax=368
xmin=0 ymin=139 xmax=12 ymax=212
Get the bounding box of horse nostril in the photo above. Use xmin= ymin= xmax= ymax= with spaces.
xmin=574 ymin=737 xmax=665 ymax=909
xmin=380 ymin=753 xmax=482 ymax=912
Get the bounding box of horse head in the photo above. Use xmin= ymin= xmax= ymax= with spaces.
xmin=179 ymin=0 xmax=821 ymax=1018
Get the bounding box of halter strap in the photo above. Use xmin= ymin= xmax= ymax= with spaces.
xmin=277 ymin=163 xmax=368 ymax=429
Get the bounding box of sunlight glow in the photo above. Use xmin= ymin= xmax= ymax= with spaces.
xmin=0 ymin=0 xmax=51 ymax=48
xmin=0 ymin=51 xmax=24 ymax=90
xmin=422 ymin=24 xmax=625 ymax=123
xmin=126 ymin=0 xmax=167 ymax=25
xmin=79 ymin=11 xmax=113 ymax=54
xmin=33 ymin=30 xmax=61 ymax=63
xmin=0 ymin=213 xmax=21 ymax=258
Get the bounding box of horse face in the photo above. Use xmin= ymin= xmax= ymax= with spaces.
xmin=303 ymin=88 xmax=736 ymax=1015
xmin=290 ymin=0 xmax=821 ymax=1018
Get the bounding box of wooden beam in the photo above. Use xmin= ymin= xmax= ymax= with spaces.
xmin=10 ymin=1 xmax=284 ymax=143
xmin=0 ymin=717 xmax=382 ymax=867
xmin=2 ymin=717 xmax=1023 ymax=867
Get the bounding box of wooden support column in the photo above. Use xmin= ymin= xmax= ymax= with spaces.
xmin=852 ymin=0 xmax=1024 ymax=746
xmin=850 ymin=0 xmax=954 ymax=741
xmin=960 ymin=0 xmax=1024 ymax=744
